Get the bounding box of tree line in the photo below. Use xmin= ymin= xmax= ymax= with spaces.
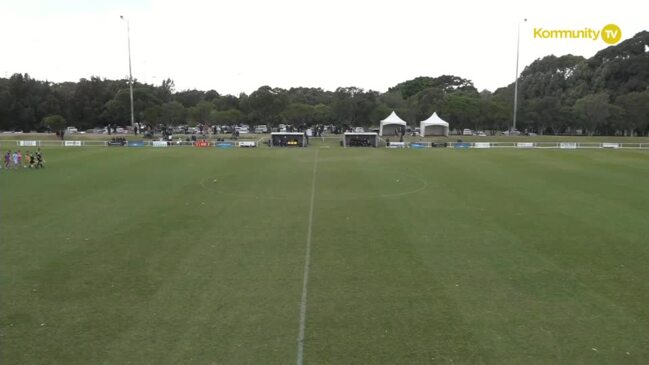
xmin=1 ymin=31 xmax=648 ymax=136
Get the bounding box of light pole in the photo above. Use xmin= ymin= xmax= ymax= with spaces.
xmin=120 ymin=15 xmax=135 ymax=133
xmin=512 ymin=18 xmax=527 ymax=133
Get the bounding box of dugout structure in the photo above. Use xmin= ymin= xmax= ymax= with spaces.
xmin=270 ymin=132 xmax=307 ymax=147
xmin=343 ymin=132 xmax=378 ymax=147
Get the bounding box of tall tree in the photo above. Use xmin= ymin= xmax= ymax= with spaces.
xmin=42 ymin=114 xmax=67 ymax=132
xmin=160 ymin=101 xmax=186 ymax=125
xmin=244 ymin=86 xmax=289 ymax=125
xmin=188 ymin=100 xmax=214 ymax=125
xmin=209 ymin=108 xmax=245 ymax=124
xmin=441 ymin=92 xmax=480 ymax=131
xmin=572 ymin=93 xmax=612 ymax=135
xmin=615 ymin=91 xmax=649 ymax=136
xmin=156 ymin=78 xmax=175 ymax=103
xmin=280 ymin=103 xmax=314 ymax=125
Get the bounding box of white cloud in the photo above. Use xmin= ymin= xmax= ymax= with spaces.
xmin=1 ymin=0 xmax=646 ymax=94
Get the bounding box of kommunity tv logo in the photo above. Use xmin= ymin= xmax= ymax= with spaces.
xmin=533 ymin=24 xmax=622 ymax=44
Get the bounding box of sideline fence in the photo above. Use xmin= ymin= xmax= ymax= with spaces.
xmin=1 ymin=139 xmax=255 ymax=148
xmin=2 ymin=140 xmax=648 ymax=150
xmin=444 ymin=142 xmax=649 ymax=150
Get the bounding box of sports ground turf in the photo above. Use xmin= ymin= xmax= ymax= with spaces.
xmin=1 ymin=144 xmax=649 ymax=363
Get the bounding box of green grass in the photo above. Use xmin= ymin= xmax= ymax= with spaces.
xmin=2 ymin=146 xmax=649 ymax=364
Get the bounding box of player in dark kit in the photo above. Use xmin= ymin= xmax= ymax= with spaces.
xmin=35 ymin=150 xmax=44 ymax=168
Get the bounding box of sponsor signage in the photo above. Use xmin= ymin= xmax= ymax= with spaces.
xmin=215 ymin=142 xmax=235 ymax=149
xmin=560 ymin=142 xmax=577 ymax=149
xmin=238 ymin=141 xmax=256 ymax=148
xmin=602 ymin=143 xmax=620 ymax=149
xmin=410 ymin=142 xmax=428 ymax=149
xmin=19 ymin=140 xmax=38 ymax=146
xmin=517 ymin=142 xmax=535 ymax=148
xmin=387 ymin=142 xmax=406 ymax=148
xmin=127 ymin=140 xmax=145 ymax=147
xmin=474 ymin=142 xmax=491 ymax=149
xmin=195 ymin=140 xmax=210 ymax=147
xmin=152 ymin=141 xmax=168 ymax=147
xmin=454 ymin=143 xmax=471 ymax=149
xmin=64 ymin=141 xmax=82 ymax=147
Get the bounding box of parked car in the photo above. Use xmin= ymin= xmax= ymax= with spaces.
xmin=462 ymin=129 xmax=472 ymax=136
xmin=254 ymin=125 xmax=268 ymax=133
xmin=65 ymin=126 xmax=79 ymax=134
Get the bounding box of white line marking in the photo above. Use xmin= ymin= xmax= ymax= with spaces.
xmin=297 ymin=149 xmax=318 ymax=365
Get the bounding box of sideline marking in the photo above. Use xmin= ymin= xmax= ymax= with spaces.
xmin=296 ymin=149 xmax=318 ymax=365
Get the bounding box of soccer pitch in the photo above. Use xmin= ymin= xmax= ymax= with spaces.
xmin=2 ymin=146 xmax=649 ymax=363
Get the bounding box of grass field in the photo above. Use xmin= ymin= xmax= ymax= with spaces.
xmin=2 ymin=145 xmax=649 ymax=364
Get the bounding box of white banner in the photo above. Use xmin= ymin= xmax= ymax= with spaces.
xmin=64 ymin=141 xmax=82 ymax=147
xmin=474 ymin=142 xmax=491 ymax=149
xmin=152 ymin=141 xmax=168 ymax=147
xmin=560 ymin=142 xmax=577 ymax=149
xmin=19 ymin=140 xmax=38 ymax=146
xmin=387 ymin=142 xmax=406 ymax=148
xmin=238 ymin=141 xmax=256 ymax=147
xmin=517 ymin=142 xmax=534 ymax=148
xmin=602 ymin=143 xmax=620 ymax=149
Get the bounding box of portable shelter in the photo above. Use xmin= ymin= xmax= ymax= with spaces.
xmin=379 ymin=111 xmax=407 ymax=136
xmin=419 ymin=112 xmax=449 ymax=137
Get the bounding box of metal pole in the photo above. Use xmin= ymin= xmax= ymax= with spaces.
xmin=512 ymin=19 xmax=527 ymax=133
xmin=122 ymin=16 xmax=135 ymax=132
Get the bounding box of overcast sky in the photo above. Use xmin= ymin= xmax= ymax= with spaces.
xmin=1 ymin=0 xmax=646 ymax=95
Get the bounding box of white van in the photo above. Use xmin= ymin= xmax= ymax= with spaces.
xmin=462 ymin=129 xmax=472 ymax=136
xmin=65 ymin=126 xmax=79 ymax=134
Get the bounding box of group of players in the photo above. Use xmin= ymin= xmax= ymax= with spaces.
xmin=2 ymin=149 xmax=44 ymax=170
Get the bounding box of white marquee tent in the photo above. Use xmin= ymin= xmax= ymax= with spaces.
xmin=419 ymin=112 xmax=449 ymax=137
xmin=379 ymin=111 xmax=407 ymax=136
